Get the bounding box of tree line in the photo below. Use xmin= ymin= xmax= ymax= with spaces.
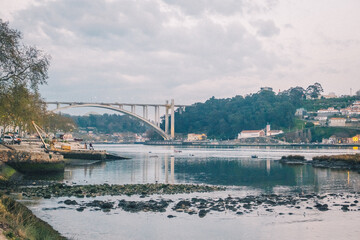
xmin=169 ymin=83 xmax=336 ymax=140
xmin=70 ymin=114 xmax=147 ymax=134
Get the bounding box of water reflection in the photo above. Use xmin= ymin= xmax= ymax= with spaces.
xmin=61 ymin=152 xmax=360 ymax=194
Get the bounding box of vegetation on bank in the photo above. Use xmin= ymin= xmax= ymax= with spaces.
xmin=70 ymin=113 xmax=147 ymax=134
xmin=171 ymin=90 xmax=297 ymax=139
xmin=310 ymin=127 xmax=360 ymax=143
xmin=0 ymin=194 xmax=65 ymax=240
xmin=301 ymin=96 xmax=360 ymax=112
xmin=0 ymin=19 xmax=49 ymax=134
xmin=313 ymin=154 xmax=360 ymax=163
xmin=0 ymin=19 xmax=77 ymax=135
xmin=0 ymin=162 xmax=17 ymax=182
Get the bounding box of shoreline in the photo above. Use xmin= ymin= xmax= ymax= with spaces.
xmin=0 ymin=194 xmax=65 ymax=240
xmin=15 ymin=183 xmax=360 ymax=218
xmin=280 ymin=154 xmax=360 ymax=173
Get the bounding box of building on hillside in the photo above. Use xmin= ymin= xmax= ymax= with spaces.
xmin=187 ymin=133 xmax=207 ymax=141
xmin=265 ymin=124 xmax=284 ymax=136
xmin=348 ymin=135 xmax=360 ymax=144
xmin=328 ymin=118 xmax=346 ymax=127
xmin=295 ymin=108 xmax=307 ymax=117
xmin=317 ymin=107 xmax=340 ymax=117
xmin=340 ymin=101 xmax=360 ymax=116
xmin=260 ymin=87 xmax=273 ymax=92
xmin=322 ymin=92 xmax=337 ymax=99
xmin=238 ymin=130 xmax=265 ymax=139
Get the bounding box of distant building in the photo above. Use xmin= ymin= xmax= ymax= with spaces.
xmin=317 ymin=107 xmax=340 ymax=117
xmin=314 ymin=116 xmax=328 ymax=126
xmin=238 ymin=130 xmax=265 ymax=139
xmin=328 ymin=118 xmax=346 ymax=127
xmin=260 ymin=87 xmax=273 ymax=92
xmin=340 ymin=101 xmax=360 ymax=116
xmin=322 ymin=92 xmax=337 ymax=99
xmin=187 ymin=133 xmax=207 ymax=141
xmin=265 ymin=124 xmax=284 ymax=136
xmin=348 ymin=135 xmax=360 ymax=144
xmin=295 ymin=108 xmax=307 ymax=117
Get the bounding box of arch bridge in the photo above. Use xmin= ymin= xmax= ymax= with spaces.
xmin=46 ymin=100 xmax=188 ymax=140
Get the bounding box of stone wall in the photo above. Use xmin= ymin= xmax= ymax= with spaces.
xmin=0 ymin=150 xmax=64 ymax=163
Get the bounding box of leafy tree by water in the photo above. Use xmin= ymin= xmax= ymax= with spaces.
xmin=0 ymin=19 xmax=50 ymax=133
xmin=0 ymin=19 xmax=50 ymax=92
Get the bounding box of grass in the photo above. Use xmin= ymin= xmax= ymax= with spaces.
xmin=0 ymin=194 xmax=66 ymax=240
xmin=6 ymin=162 xmax=65 ymax=174
xmin=0 ymin=163 xmax=17 ymax=182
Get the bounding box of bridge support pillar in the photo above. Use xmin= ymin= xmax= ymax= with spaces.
xmin=156 ymin=106 xmax=160 ymax=127
xmin=131 ymin=105 xmax=135 ymax=113
xmin=165 ymin=101 xmax=169 ymax=135
xmin=171 ymin=99 xmax=175 ymax=139
xmin=143 ymin=106 xmax=148 ymax=119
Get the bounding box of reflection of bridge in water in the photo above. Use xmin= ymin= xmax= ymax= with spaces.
xmin=65 ymin=154 xmax=176 ymax=184
xmin=47 ymin=100 xmax=189 ymax=140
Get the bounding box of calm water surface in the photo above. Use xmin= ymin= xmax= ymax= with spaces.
xmin=25 ymin=145 xmax=360 ymax=240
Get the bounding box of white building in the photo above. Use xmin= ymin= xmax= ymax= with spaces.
xmin=0 ymin=126 xmax=20 ymax=136
xmin=328 ymin=118 xmax=346 ymax=127
xmin=238 ymin=130 xmax=265 ymax=139
xmin=265 ymin=124 xmax=284 ymax=136
xmin=317 ymin=107 xmax=340 ymax=117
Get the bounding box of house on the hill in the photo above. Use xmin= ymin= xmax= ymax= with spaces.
xmin=238 ymin=130 xmax=265 ymax=139
xmin=328 ymin=118 xmax=346 ymax=127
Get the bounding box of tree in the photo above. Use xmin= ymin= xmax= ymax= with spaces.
xmin=306 ymin=82 xmax=323 ymax=99
xmin=0 ymin=19 xmax=50 ymax=92
xmin=0 ymin=19 xmax=50 ymax=134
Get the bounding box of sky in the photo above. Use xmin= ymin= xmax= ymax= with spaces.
xmin=1 ymin=0 xmax=360 ymax=107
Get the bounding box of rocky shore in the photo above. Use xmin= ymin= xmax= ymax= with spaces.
xmin=19 ymin=183 xmax=225 ymax=199
xmin=14 ymin=183 xmax=360 ymax=219
xmin=37 ymin=191 xmax=360 ymax=218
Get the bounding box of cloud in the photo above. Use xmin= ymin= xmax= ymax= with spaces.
xmin=251 ymin=19 xmax=280 ymax=37
xmin=2 ymin=0 xmax=288 ymax=105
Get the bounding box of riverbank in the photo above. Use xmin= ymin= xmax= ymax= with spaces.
xmin=0 ymin=194 xmax=65 ymax=240
xmin=280 ymin=154 xmax=360 ymax=173
xmin=144 ymin=140 xmax=360 ymax=148
xmin=17 ymin=184 xmax=360 ymax=218
xmin=19 ymin=183 xmax=225 ymax=199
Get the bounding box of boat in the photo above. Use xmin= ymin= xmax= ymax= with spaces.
xmin=251 ymin=155 xmax=258 ymax=158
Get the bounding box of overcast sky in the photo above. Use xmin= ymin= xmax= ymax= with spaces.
xmin=1 ymin=0 xmax=360 ymax=106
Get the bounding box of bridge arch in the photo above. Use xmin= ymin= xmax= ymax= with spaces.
xmin=51 ymin=103 xmax=170 ymax=140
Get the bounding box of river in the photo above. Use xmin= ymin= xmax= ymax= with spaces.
xmin=23 ymin=145 xmax=360 ymax=240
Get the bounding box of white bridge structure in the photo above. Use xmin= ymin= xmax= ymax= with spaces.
xmin=46 ymin=100 xmax=188 ymax=140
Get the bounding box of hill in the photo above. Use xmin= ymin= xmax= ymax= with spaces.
xmin=171 ymin=90 xmax=298 ymax=139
